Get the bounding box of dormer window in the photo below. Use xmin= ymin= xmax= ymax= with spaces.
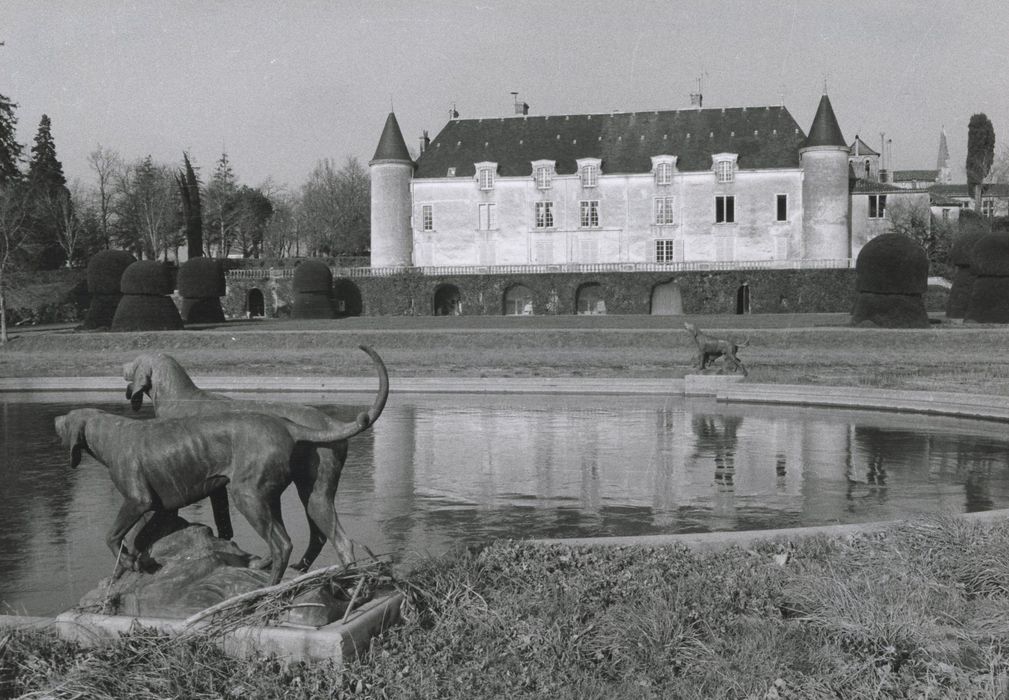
xmin=651 ymin=155 xmax=677 ymax=186
xmin=712 ymin=153 xmax=738 ymax=183
xmin=475 ymin=161 xmax=497 ymax=190
xmin=532 ymin=160 xmax=555 ymax=190
xmin=577 ymin=157 xmax=601 ymax=188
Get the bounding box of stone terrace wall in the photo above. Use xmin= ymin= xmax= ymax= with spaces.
xmin=224 ymin=268 xmax=857 ymax=318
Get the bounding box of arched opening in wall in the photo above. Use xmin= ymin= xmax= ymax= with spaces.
xmin=503 ymin=284 xmax=534 ymax=315
xmin=575 ymin=282 xmax=606 ymax=315
xmin=247 ymin=288 xmax=265 ymax=318
xmin=333 ymin=279 xmax=363 ymax=318
xmin=433 ymin=284 xmax=463 ymax=316
xmin=650 ymin=280 xmax=683 ymax=315
xmin=736 ymin=283 xmax=751 ymax=315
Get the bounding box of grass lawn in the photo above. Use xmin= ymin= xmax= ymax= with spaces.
xmin=4 ymin=314 xmax=1009 ymax=698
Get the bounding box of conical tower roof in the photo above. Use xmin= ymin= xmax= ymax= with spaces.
xmin=371 ymin=112 xmax=413 ymax=163
xmin=802 ymin=94 xmax=846 ymax=149
xmin=937 ymin=126 xmax=950 ymax=170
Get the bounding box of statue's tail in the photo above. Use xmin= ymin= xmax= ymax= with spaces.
xmin=285 ymin=345 xmax=389 ymax=444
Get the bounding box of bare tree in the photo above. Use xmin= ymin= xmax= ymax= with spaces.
xmin=260 ymin=184 xmax=302 ymax=257
xmin=87 ymin=144 xmax=122 ymax=248
xmin=300 ymin=156 xmax=370 ymax=256
xmin=43 ymin=179 xmax=89 ymax=266
xmin=0 ymin=182 xmax=34 ymax=343
xmin=113 ymin=156 xmax=178 ymax=259
xmin=887 ymin=197 xmax=950 ymax=277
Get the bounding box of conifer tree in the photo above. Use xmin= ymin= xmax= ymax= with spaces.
xmin=24 ymin=114 xmax=68 ymax=268
xmin=0 ymin=93 xmax=23 ymax=186
xmin=967 ymin=113 xmax=996 ymax=208
xmin=176 ymin=152 xmax=203 ymax=258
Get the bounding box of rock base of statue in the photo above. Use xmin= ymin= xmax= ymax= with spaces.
xmin=77 ymin=522 xmax=350 ymax=627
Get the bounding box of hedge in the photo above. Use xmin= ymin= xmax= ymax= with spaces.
xmin=120 ymin=261 xmax=174 ymax=296
xmin=851 ymin=292 xmax=929 ymax=328
xmin=965 ymin=276 xmax=1009 ymax=323
xmin=87 ymin=250 xmax=136 ymax=295
xmin=945 ymin=267 xmax=975 ymax=319
xmin=292 ymin=260 xmax=333 ymax=294
xmin=855 ymin=233 xmax=928 ymax=295
xmin=970 ymin=233 xmax=1009 ymax=277
xmin=177 ymin=258 xmax=226 ymax=298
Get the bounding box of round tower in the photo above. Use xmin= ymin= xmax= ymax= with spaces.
xmin=369 ymin=112 xmax=414 ymax=267
xmin=800 ymin=94 xmax=851 ymax=260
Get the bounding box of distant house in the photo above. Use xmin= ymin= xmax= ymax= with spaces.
xmin=930 ymin=183 xmax=1009 ymax=221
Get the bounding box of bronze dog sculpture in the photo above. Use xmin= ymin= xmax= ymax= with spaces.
xmin=123 ymin=345 xmax=389 ymax=571
xmin=55 ymin=400 xmax=381 ymax=585
xmin=683 ymin=322 xmax=748 ymax=376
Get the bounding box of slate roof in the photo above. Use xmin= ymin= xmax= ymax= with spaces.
xmin=893 ymin=169 xmax=939 ymax=182
xmin=413 ymin=106 xmax=807 ymax=178
xmin=931 ymin=183 xmax=1009 ymax=198
xmin=849 ymin=136 xmax=879 ymax=156
xmin=851 ymin=178 xmax=905 ymax=194
xmin=371 ymin=112 xmax=413 ymax=163
xmin=802 ymin=94 xmax=846 ymax=149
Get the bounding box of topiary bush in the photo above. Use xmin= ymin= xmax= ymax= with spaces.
xmin=111 ymin=260 xmax=183 ymax=331
xmin=292 ymin=260 xmax=334 ymax=318
xmin=851 ymin=234 xmax=929 ymax=328
xmin=82 ymin=250 xmax=136 ymax=329
xmin=177 ymin=258 xmax=226 ymax=324
xmin=855 ymin=234 xmax=929 ymax=295
xmin=177 ymin=258 xmax=226 ymax=298
xmin=965 ymin=231 xmax=1009 ymax=323
xmin=120 ymin=260 xmax=174 ymax=296
xmin=946 ymin=225 xmax=989 ymax=319
xmin=293 ymin=260 xmax=333 ymax=294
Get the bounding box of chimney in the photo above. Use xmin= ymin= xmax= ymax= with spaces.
xmin=511 ymin=92 xmax=529 ymax=115
xmin=418 ymin=130 xmax=430 ymax=154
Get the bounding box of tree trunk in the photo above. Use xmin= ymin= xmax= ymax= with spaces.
xmin=0 ymin=283 xmax=8 ymax=345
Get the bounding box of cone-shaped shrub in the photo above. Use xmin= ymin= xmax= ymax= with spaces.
xmin=851 ymin=234 xmax=929 ymax=328
xmin=292 ymin=260 xmax=334 ymax=319
xmin=82 ymin=250 xmax=136 ymax=329
xmin=177 ymin=257 xmax=226 ymax=324
xmin=111 ymin=260 xmax=183 ymax=331
xmin=965 ymin=231 xmax=1009 ymax=323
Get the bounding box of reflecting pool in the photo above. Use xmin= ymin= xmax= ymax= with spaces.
xmin=3 ymin=392 xmax=1009 ymax=615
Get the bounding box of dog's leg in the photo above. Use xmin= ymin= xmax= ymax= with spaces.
xmin=106 ymin=499 xmax=151 ymax=579
xmin=229 ymin=486 xmax=292 ymax=585
xmin=209 ymin=485 xmax=233 ymax=540
xmin=289 ymin=444 xmax=329 ymax=571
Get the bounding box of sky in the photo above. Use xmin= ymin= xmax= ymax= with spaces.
xmin=3 ymin=0 xmax=1008 ymax=191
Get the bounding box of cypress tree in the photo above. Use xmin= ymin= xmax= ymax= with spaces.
xmin=966 ymin=113 xmax=996 ymax=208
xmin=176 ymin=152 xmax=204 ymax=258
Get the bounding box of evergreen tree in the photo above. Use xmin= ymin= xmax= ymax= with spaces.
xmin=966 ymin=113 xmax=996 ymax=208
xmin=0 ymin=93 xmax=23 ymax=185
xmin=176 ymin=152 xmax=204 ymax=258
xmin=25 ymin=114 xmax=68 ymax=268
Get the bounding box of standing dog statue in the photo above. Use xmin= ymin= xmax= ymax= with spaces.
xmin=123 ymin=345 xmax=388 ymax=571
xmin=683 ymin=322 xmax=749 ymax=376
xmin=54 ymin=399 xmax=383 ymax=585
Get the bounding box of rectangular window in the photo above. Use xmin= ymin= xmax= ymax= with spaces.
xmin=535 ymin=201 xmax=554 ymax=229
xmin=581 ymin=165 xmax=598 ymax=188
xmin=580 ymin=200 xmax=600 ymax=228
xmin=715 ymin=195 xmax=735 ymax=223
xmin=535 ymin=167 xmax=552 ymax=190
xmin=942 ymin=208 xmax=950 ymax=221
xmin=479 ymin=167 xmax=494 ymax=190
xmin=421 ymin=205 xmax=433 ymax=231
xmin=716 ymin=160 xmax=734 ymax=183
xmin=655 ymin=162 xmax=673 ymax=185
xmin=478 ymin=203 xmax=496 ymax=230
xmin=655 ymin=239 xmax=677 ymax=263
xmin=776 ymin=194 xmax=787 ymax=222
xmin=868 ymin=194 xmax=887 ymax=219
xmin=982 ymin=199 xmax=995 ymax=218
xmin=654 ymin=196 xmax=675 ymax=225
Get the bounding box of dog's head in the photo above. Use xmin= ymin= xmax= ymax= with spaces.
xmin=54 ymin=409 xmax=97 ymax=468
xmin=123 ymin=354 xmax=157 ymax=411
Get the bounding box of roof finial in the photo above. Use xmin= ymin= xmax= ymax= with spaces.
xmin=822 ymin=74 xmax=829 ymax=95
xmin=390 ymin=96 xmax=395 ymax=113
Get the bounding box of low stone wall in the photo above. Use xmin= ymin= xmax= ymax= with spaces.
xmin=223 ymin=268 xmax=858 ymax=318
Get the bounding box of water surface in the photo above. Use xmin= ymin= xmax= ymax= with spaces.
xmin=2 ymin=392 xmax=1008 ymax=615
